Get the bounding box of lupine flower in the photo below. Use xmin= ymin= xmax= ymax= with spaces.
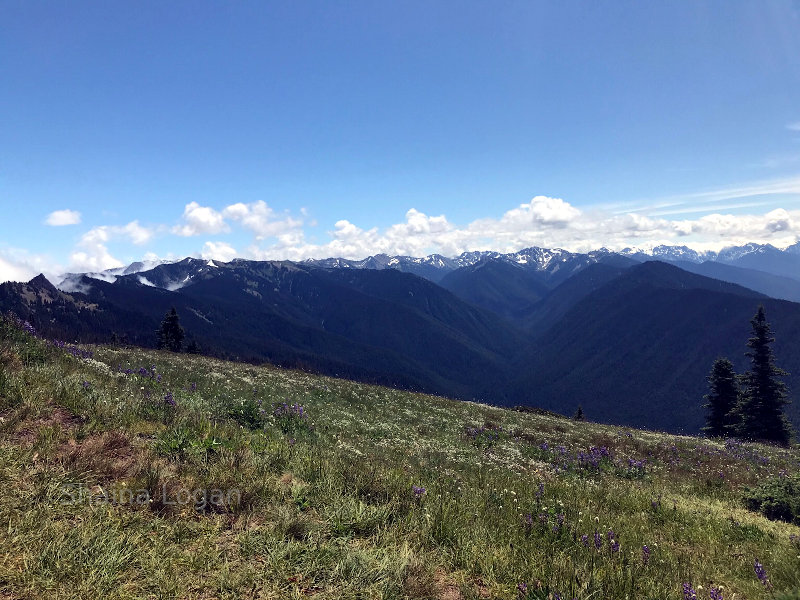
xmin=709 ymin=586 xmax=723 ymax=600
xmin=164 ymin=392 xmax=176 ymax=406
xmin=754 ymin=559 xmax=769 ymax=587
xmin=580 ymin=534 xmax=589 ymax=547
xmin=642 ymin=544 xmax=651 ymax=566
xmin=682 ymin=583 xmax=697 ymax=600
xmin=82 ymin=380 xmax=91 ymax=389
xmin=610 ymin=540 xmax=620 ymax=553
xmin=523 ymin=514 xmax=534 ymax=528
xmin=594 ymin=531 xmax=602 ymax=550
xmin=516 ymin=582 xmax=528 ymax=597
xmin=412 ymin=485 xmax=426 ymax=498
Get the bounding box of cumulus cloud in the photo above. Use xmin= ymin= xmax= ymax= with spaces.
xmin=173 ymin=202 xmax=230 ymax=236
xmin=223 ymin=201 xmax=303 ymax=239
xmin=69 ymin=221 xmax=155 ymax=272
xmin=238 ymin=195 xmax=800 ymax=261
xmin=201 ymin=241 xmax=238 ymax=262
xmin=0 ymin=248 xmax=62 ymax=284
xmin=0 ymin=255 xmax=38 ymax=283
xmin=45 ymin=209 xmax=82 ymax=226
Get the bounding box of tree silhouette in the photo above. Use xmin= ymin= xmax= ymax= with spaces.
xmin=701 ymin=358 xmax=738 ymax=438
xmin=734 ymin=306 xmax=793 ymax=445
xmin=156 ymin=307 xmax=184 ymax=352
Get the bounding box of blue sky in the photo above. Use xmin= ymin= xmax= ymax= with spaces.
xmin=2 ymin=1 xmax=800 ymax=281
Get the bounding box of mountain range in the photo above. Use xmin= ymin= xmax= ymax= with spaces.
xmin=2 ymin=241 xmax=799 ymax=434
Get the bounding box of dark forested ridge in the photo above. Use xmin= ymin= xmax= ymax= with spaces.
xmin=3 ymin=253 xmax=800 ymax=434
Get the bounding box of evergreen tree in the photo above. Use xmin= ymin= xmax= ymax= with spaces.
xmin=156 ymin=307 xmax=184 ymax=352
xmin=701 ymin=358 xmax=738 ymax=437
xmin=573 ymin=405 xmax=585 ymax=421
xmin=734 ymin=305 xmax=793 ymax=445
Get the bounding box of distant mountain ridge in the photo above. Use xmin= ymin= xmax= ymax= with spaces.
xmin=51 ymin=240 xmax=800 ymax=293
xmin=4 ymin=239 xmax=799 ymax=435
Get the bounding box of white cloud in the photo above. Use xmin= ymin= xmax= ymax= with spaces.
xmin=222 ymin=201 xmax=303 ymax=239
xmin=45 ymin=209 xmax=82 ymax=226
xmin=201 ymin=241 xmax=238 ymax=262
xmin=0 ymin=248 xmax=62 ymax=284
xmin=500 ymin=196 xmax=582 ymax=229
xmin=0 ymin=255 xmax=37 ymax=283
xmin=238 ymin=195 xmax=800 ymax=261
xmin=69 ymin=221 xmax=155 ymax=272
xmin=787 ymin=121 xmax=800 ymax=132
xmin=172 ymin=202 xmax=230 ymax=236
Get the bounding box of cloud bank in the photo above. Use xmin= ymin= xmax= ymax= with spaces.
xmin=5 ymin=184 xmax=800 ymax=284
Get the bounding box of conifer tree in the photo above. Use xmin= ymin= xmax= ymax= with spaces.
xmin=735 ymin=305 xmax=793 ymax=445
xmin=156 ymin=307 xmax=184 ymax=352
xmin=702 ymin=358 xmax=738 ymax=437
xmin=573 ymin=405 xmax=585 ymax=421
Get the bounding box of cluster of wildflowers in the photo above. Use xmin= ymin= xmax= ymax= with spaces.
xmin=412 ymin=485 xmax=426 ymax=499
xmin=464 ymin=423 xmax=505 ymax=449
xmin=273 ymin=401 xmax=311 ymax=435
xmin=723 ymin=438 xmax=770 ymax=465
xmin=50 ymin=339 xmax=94 ymax=359
xmin=118 ymin=364 xmax=162 ymax=382
xmin=164 ymin=392 xmax=176 ymax=407
xmin=754 ymin=559 xmax=770 ymax=588
xmin=20 ymin=320 xmax=37 ymax=336
xmin=709 ymin=587 xmax=723 ymax=600
xmin=682 ymin=583 xmax=697 ymax=600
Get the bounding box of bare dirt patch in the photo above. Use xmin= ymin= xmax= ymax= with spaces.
xmin=8 ymin=405 xmax=83 ymax=445
xmin=60 ymin=430 xmax=144 ymax=482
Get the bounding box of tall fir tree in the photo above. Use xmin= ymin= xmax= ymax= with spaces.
xmin=734 ymin=305 xmax=793 ymax=445
xmin=701 ymin=358 xmax=738 ymax=437
xmin=156 ymin=307 xmax=184 ymax=352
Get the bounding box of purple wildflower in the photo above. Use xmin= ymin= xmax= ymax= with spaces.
xmin=709 ymin=587 xmax=723 ymax=600
xmin=642 ymin=544 xmax=650 ymax=566
xmin=164 ymin=392 xmax=175 ymax=406
xmin=412 ymin=485 xmax=426 ymax=498
xmin=580 ymin=534 xmax=589 ymax=547
xmin=516 ymin=582 xmax=528 ymax=598
xmin=754 ymin=559 xmax=769 ymax=588
xmin=682 ymin=583 xmax=697 ymax=600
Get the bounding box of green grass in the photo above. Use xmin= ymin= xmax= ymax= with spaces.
xmin=1 ymin=317 xmax=799 ymax=599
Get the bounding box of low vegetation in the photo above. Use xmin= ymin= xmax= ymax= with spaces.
xmin=1 ymin=315 xmax=799 ymax=599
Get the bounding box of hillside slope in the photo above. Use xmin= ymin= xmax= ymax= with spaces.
xmin=0 ymin=263 xmax=525 ymax=403
xmin=513 ymin=262 xmax=800 ymax=432
xmin=0 ymin=317 xmax=798 ymax=598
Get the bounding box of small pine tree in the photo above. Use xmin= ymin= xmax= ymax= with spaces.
xmin=734 ymin=306 xmax=793 ymax=445
xmin=156 ymin=307 xmax=184 ymax=352
xmin=702 ymin=358 xmax=739 ymax=437
xmin=573 ymin=405 xmax=585 ymax=421
xmin=186 ymin=338 xmax=201 ymax=354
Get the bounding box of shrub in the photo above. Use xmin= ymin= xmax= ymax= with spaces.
xmin=742 ymin=473 xmax=800 ymax=524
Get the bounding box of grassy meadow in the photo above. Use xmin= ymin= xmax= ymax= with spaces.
xmin=1 ymin=316 xmax=799 ymax=599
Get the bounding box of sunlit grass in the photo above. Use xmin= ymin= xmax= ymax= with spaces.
xmin=1 ymin=318 xmax=798 ymax=599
